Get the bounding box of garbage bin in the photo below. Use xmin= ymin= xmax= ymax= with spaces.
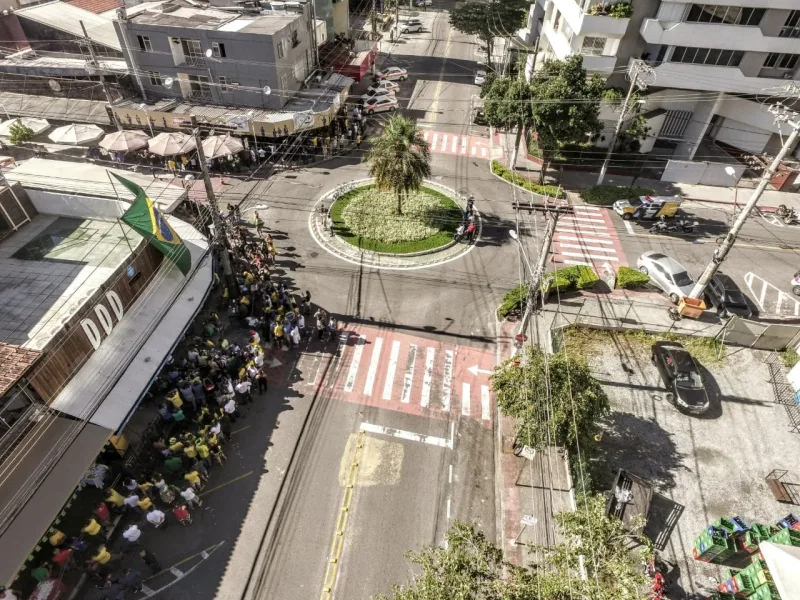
xmin=678 ymin=297 xmax=706 ymax=318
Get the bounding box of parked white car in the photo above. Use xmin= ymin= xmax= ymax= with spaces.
xmin=360 ymin=87 xmax=396 ymax=103
xmin=374 ymin=66 xmax=408 ymax=82
xmin=636 ymin=251 xmax=696 ymax=304
xmin=474 ymin=70 xmax=487 ymax=85
xmin=363 ymin=95 xmax=399 ymax=115
xmin=402 ymin=22 xmax=423 ymax=33
xmin=415 ymin=0 xmax=432 ymax=6
xmin=370 ymin=80 xmax=399 ymax=93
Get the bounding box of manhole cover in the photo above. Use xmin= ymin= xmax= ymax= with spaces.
xmin=309 ymin=251 xmax=318 ymax=258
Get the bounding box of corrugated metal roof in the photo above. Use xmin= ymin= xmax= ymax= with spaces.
xmin=0 ymin=91 xmax=111 ymax=124
xmin=15 ymin=1 xmax=121 ymax=51
xmin=0 ymin=343 xmax=40 ymax=397
xmin=169 ymin=102 xmax=294 ymax=124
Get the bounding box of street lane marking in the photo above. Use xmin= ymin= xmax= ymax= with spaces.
xmin=431 ymin=133 xmax=438 ymax=148
xmin=471 ymin=146 xmax=477 ymax=156
xmin=562 ymin=251 xmax=619 ymax=261
xmin=623 ymin=220 xmax=636 ymax=235
xmin=462 ymin=382 xmax=470 ymax=417
xmin=573 ymin=205 xmax=601 ymax=212
xmin=199 ymin=471 xmax=254 ymax=496
xmin=451 ymin=135 xmax=457 ymax=152
xmin=421 ymin=347 xmax=435 ymax=408
xmin=360 ymin=422 xmax=451 ymax=448
xmin=400 ymin=344 xmax=418 ymax=404
xmin=344 ymin=335 xmax=366 ymax=392
xmin=559 ymin=243 xmax=617 ymax=253
xmin=461 ymin=136 xmax=467 ymax=154
xmin=441 ymin=135 xmax=447 ymax=151
xmin=556 ymin=228 xmax=612 ymax=237
xmin=481 ymin=385 xmax=491 ymax=421
xmin=442 ymin=349 xmax=453 ymax=411
xmin=481 ymin=147 xmax=487 ymax=157
xmin=428 ymin=24 xmax=454 ymax=125
xmin=363 ymin=336 xmax=383 ymax=396
xmin=559 ymin=220 xmax=608 ymax=229
xmin=557 ymin=235 xmax=613 ymax=245
xmin=382 ymin=340 xmax=401 ymax=400
xmin=564 ymin=259 xmax=592 ymax=266
xmin=565 ymin=216 xmax=605 ymax=223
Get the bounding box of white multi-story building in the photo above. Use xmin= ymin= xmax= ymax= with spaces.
xmin=527 ymin=0 xmax=800 ymax=160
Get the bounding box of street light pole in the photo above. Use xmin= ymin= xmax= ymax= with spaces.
xmin=689 ymin=105 xmax=800 ymax=300
xmin=597 ymin=59 xmax=654 ymax=185
xmin=190 ymin=115 xmax=237 ymax=298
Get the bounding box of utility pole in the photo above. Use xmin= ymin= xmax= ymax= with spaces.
xmin=190 ymin=115 xmax=237 ymax=298
xmin=689 ymin=100 xmax=800 ymax=300
xmin=80 ymin=20 xmax=123 ymax=131
xmin=394 ymin=0 xmax=399 ymax=40
xmin=596 ymin=59 xmax=654 ymax=185
xmin=512 ymin=201 xmax=573 ymax=337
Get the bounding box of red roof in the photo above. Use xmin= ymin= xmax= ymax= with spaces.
xmin=0 ymin=343 xmax=41 ymax=397
xmin=66 ymin=0 xmax=121 ymax=14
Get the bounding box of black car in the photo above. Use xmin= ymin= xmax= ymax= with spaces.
xmin=651 ymin=341 xmax=710 ymax=414
xmin=704 ymin=274 xmax=753 ymax=319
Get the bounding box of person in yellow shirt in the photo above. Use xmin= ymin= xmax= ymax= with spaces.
xmin=104 ymin=488 xmax=125 ymax=509
xmin=91 ymin=545 xmax=111 ymax=566
xmin=184 ymin=470 xmax=203 ymax=490
xmin=195 ymin=439 xmax=211 ymax=468
xmin=183 ymin=444 xmax=197 ymax=459
xmin=82 ymin=518 xmax=102 ymax=537
xmin=136 ymin=495 xmax=153 ymax=512
xmin=168 ymin=437 xmax=184 ymax=454
xmin=166 ymin=389 xmax=183 ymax=409
xmin=167 ymin=158 xmax=177 ymax=173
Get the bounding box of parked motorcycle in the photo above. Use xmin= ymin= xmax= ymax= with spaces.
xmin=649 ymin=217 xmax=697 ymax=234
xmin=792 ymin=271 xmax=800 ymax=296
xmin=777 ymin=204 xmax=800 ymax=225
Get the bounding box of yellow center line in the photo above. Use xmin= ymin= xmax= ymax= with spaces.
xmin=320 ymin=430 xmax=366 ymax=600
xmin=231 ymin=425 xmax=252 ymax=435
xmin=199 ymin=470 xmax=254 ymax=496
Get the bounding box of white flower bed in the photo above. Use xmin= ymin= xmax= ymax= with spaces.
xmin=341 ymin=186 xmax=455 ymax=244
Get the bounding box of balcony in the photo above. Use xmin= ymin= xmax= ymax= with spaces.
xmin=550 ymin=0 xmax=631 ymax=36
xmin=581 ymin=54 xmax=618 ymax=72
xmin=640 ymin=19 xmax=800 ymax=53
xmin=634 ymin=57 xmax=800 ymax=95
xmin=188 ymin=90 xmax=212 ymax=102
xmin=176 ymin=55 xmax=207 ymax=69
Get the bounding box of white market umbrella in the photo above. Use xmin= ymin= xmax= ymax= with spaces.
xmin=99 ymin=129 xmax=149 ymax=152
xmin=48 ymin=123 xmax=105 ymax=145
xmin=148 ymin=131 xmax=197 ymax=156
xmin=202 ymin=134 xmax=244 ymax=159
xmin=0 ymin=117 xmax=50 ymax=136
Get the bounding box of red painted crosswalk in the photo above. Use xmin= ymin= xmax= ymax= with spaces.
xmin=551 ymin=204 xmax=627 ymax=268
xmin=299 ymin=325 xmax=495 ymax=425
xmin=421 ymin=129 xmax=497 ymax=160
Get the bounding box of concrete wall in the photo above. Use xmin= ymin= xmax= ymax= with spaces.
xmin=662 ymin=159 xmax=746 ymax=186
xmin=760 ymin=9 xmax=792 ymax=38
xmin=24 ymin=190 xmax=130 ymax=221
xmin=331 ymin=0 xmax=348 ymax=35
xmin=715 ymin=118 xmax=771 ymax=154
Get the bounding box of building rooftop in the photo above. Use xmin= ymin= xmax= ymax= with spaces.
xmin=0 ymin=215 xmax=136 ymax=351
xmin=227 ymin=12 xmax=301 ymax=34
xmin=0 ymin=343 xmax=41 ymax=397
xmin=128 ymin=5 xmax=238 ymax=29
xmin=14 ymin=1 xmax=121 ymax=51
xmin=66 ymin=0 xmax=120 ymax=14
xmin=0 ymin=50 xmax=127 ymax=74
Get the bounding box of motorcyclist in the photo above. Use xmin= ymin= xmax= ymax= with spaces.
xmin=454 ymin=223 xmax=465 ymax=242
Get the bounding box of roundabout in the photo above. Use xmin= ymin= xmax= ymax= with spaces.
xmin=309 ymin=178 xmax=480 ymax=270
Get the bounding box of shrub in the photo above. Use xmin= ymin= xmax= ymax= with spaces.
xmin=616 ymin=266 xmax=649 ymax=289
xmin=545 ymin=265 xmax=598 ymax=292
xmin=8 ymin=122 xmax=33 ymax=145
xmin=491 ymin=160 xmax=564 ymax=198
xmin=581 ymin=184 xmax=655 ymax=206
xmin=497 ymin=283 xmax=528 ymax=320
xmin=781 ymin=347 xmax=800 ymax=369
xmin=609 ymin=2 xmax=632 ymax=18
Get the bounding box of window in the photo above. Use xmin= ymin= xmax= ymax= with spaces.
xmin=147 ymin=71 xmax=162 ymax=86
xmin=670 ymin=46 xmax=743 ymax=67
xmin=137 ymin=35 xmax=152 ymax=52
xmin=552 ymin=9 xmax=561 ymax=33
xmin=780 ymin=11 xmax=800 ymax=38
xmin=581 ymin=36 xmax=606 ymax=56
xmin=181 ymin=38 xmax=203 ymax=57
xmin=291 ymin=30 xmax=300 ymax=48
xmin=684 ymin=4 xmax=764 ymax=26
xmin=277 ymin=39 xmax=284 ymax=59
xmin=211 ymin=42 xmax=226 ymax=58
xmin=218 ymin=75 xmax=231 ymax=91
xmin=764 ymin=52 xmax=800 ymax=70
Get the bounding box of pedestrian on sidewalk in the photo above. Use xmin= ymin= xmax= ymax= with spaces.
xmin=356 ymin=134 xmax=362 ymax=149
xmin=180 ymin=486 xmax=203 ymax=509
xmin=145 ymin=506 xmax=167 ymax=530
xmin=256 ymin=367 xmax=268 ymax=394
xmin=119 ymin=568 xmax=143 ymax=594
xmin=138 ymin=549 xmax=161 ymax=574
xmin=209 ymin=444 xmax=227 ymax=466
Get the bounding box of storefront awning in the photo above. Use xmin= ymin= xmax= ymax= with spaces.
xmin=759 ymin=541 xmax=800 ymax=600
xmin=0 ymin=416 xmax=112 ymax=585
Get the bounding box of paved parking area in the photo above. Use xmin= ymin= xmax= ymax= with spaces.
xmin=566 ymin=328 xmax=800 ymax=598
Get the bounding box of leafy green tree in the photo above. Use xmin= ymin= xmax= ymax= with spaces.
xmin=530 ymin=56 xmax=606 ymax=182
xmin=449 ymin=0 xmax=527 ymax=70
xmin=365 ymin=114 xmax=431 ymax=215
xmin=490 ymin=344 xmax=609 ymax=450
xmin=8 ymin=122 xmax=34 ymax=145
xmin=483 ymin=76 xmax=535 ymax=167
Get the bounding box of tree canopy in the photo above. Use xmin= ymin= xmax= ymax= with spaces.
xmin=529 ymin=56 xmax=606 ymax=181
xmin=482 ymin=76 xmax=537 ymax=166
xmin=365 ymin=114 xmax=431 ymax=215
xmin=449 ymin=0 xmax=527 ymax=66
xmin=490 ymin=344 xmax=609 ymax=450
xmin=8 ymin=122 xmax=34 ymax=145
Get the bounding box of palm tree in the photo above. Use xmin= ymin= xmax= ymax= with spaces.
xmin=365 ymin=114 xmax=431 ymax=215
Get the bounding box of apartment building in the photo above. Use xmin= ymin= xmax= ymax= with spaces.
xmin=114 ymin=0 xmax=315 ymax=110
xmin=530 ymin=0 xmax=800 ymax=160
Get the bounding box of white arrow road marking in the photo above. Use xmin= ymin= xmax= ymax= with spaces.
xmin=267 ymin=357 xmax=282 ymax=368
xmin=360 ymin=422 xmax=452 ymax=448
xmin=467 ymin=364 xmax=493 ymax=376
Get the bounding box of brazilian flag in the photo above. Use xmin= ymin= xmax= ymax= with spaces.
xmin=111 ymin=173 xmax=191 ymax=276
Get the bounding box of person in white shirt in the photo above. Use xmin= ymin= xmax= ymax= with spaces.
xmin=146 ymin=507 xmax=167 ymax=529
xmin=187 ymin=348 xmax=199 ymax=364
xmin=223 ymin=397 xmax=238 ymax=422
xmin=123 ymin=493 xmax=140 ymax=510
xmin=235 ymin=380 xmax=252 ymax=404
xmin=122 ymin=524 xmax=142 ymax=544
xmin=180 ymin=486 xmax=203 ymax=508
xmin=246 ymin=364 xmax=258 ymax=380
xmin=297 ymin=314 xmax=305 ymax=337
xmin=254 ymin=352 xmax=264 ymax=368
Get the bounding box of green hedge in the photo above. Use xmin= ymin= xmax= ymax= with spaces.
xmin=581 ymin=184 xmax=655 ymax=206
xmin=616 ymin=266 xmax=649 ymax=289
xmin=491 ymin=161 xmax=564 ymax=199
xmin=545 ymin=265 xmax=598 ymax=292
xmin=497 ymin=283 xmax=528 ymax=320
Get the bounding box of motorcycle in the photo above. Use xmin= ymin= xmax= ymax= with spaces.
xmin=777 ymin=204 xmax=800 ymax=225
xmin=649 ymin=217 xmax=697 ymax=234
xmin=792 ymin=271 xmax=800 ymax=296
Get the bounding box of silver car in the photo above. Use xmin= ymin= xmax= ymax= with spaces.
xmin=636 ymin=251 xmax=696 ymax=304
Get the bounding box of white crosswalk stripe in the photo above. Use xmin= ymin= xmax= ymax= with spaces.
xmin=481 ymin=385 xmax=491 ymax=421
xmin=462 ymin=383 xmax=471 ymax=417
xmin=557 ymin=235 xmax=613 ymax=245
xmin=382 ymin=340 xmax=401 ymax=401
xmin=400 ymin=344 xmax=418 ymax=404
xmin=471 ymin=146 xmax=477 ymax=156
xmin=562 ymin=251 xmax=619 ymax=261
xmin=420 ymin=347 xmax=435 ymax=408
xmin=440 ymin=135 xmax=447 ymax=151
xmin=451 ymin=136 xmax=458 ymax=153
xmin=442 ymin=350 xmax=453 ymax=411
xmin=559 ymin=243 xmax=617 ymax=253
xmin=363 ymin=336 xmax=383 ymax=396
xmin=461 ymin=137 xmax=467 ymax=154
xmin=344 ymin=335 xmax=366 ymax=392
xmin=481 ymin=148 xmax=487 ymax=157
xmin=431 ymin=133 xmax=438 ymax=148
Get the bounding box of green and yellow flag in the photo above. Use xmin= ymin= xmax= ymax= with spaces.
xmin=111 ymin=172 xmax=191 ymax=276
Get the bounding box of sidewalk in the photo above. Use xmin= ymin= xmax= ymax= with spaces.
xmin=500 ymin=131 xmax=800 ymax=211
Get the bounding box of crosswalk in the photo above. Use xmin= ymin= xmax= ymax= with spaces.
xmin=551 ymin=204 xmax=627 ymax=268
xmin=421 ymin=129 xmax=496 ymax=159
xmin=309 ymin=325 xmax=495 ymax=424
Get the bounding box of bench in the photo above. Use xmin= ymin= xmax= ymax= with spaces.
xmin=766 ymin=476 xmax=794 ymax=504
